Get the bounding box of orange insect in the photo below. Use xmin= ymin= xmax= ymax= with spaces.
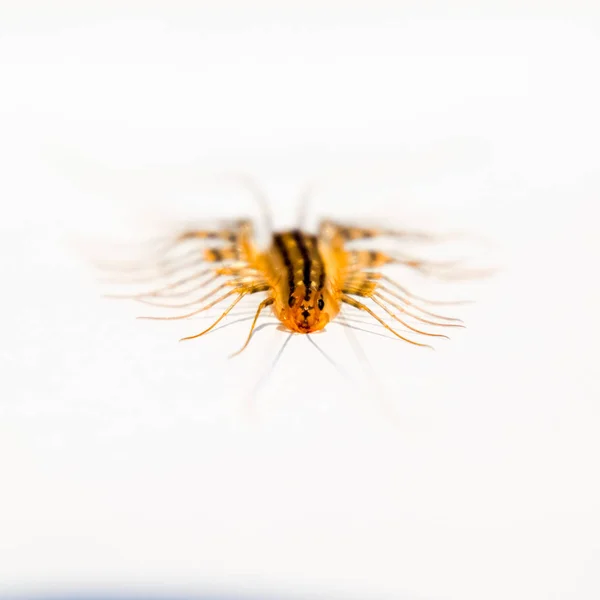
xmin=103 ymin=206 xmax=469 ymax=356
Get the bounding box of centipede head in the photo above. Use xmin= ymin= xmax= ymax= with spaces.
xmin=279 ymin=285 xmax=330 ymax=334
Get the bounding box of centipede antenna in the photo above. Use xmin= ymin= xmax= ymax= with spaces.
xmin=338 ymin=311 xmax=373 ymax=369
xmin=245 ymin=331 xmax=294 ymax=417
xmin=306 ymin=334 xmax=351 ymax=381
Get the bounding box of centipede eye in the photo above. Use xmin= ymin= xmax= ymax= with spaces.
xmin=318 ymin=297 xmax=325 ymax=310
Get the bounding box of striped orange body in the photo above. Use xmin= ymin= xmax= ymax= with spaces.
xmin=261 ymin=230 xmax=339 ymax=333
xmin=105 ymin=217 xmax=468 ymax=356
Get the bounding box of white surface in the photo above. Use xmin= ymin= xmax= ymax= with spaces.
xmin=1 ymin=2 xmax=599 ymax=599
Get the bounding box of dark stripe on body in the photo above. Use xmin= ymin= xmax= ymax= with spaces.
xmin=292 ymin=230 xmax=313 ymax=300
xmin=273 ymin=233 xmax=296 ymax=298
xmin=309 ymin=235 xmax=326 ymax=292
xmin=318 ymin=270 xmax=326 ymax=291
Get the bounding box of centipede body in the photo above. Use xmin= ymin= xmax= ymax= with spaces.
xmin=104 ymin=216 xmax=469 ymax=356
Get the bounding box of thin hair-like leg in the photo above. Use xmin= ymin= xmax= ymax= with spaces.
xmin=104 ymin=269 xmax=213 ymax=300
xmin=180 ymin=293 xmax=248 ymax=341
xmin=390 ymin=256 xmax=495 ymax=281
xmin=134 ymin=281 xmax=232 ymax=308
xmin=230 ymin=297 xmax=274 ymax=357
xmin=100 ymin=255 xmax=206 ymax=284
xmin=373 ymin=292 xmax=464 ymax=329
xmin=377 ymin=284 xmax=464 ymax=323
xmin=95 ymin=246 xmax=206 ymax=275
xmin=135 ymin=265 xmax=259 ymax=300
xmin=378 ymin=274 xmax=472 ymax=306
xmin=371 ymin=296 xmax=449 ymax=340
xmin=145 ymin=273 xmax=220 ymax=299
xmin=341 ymin=294 xmax=432 ymax=349
xmin=319 ymin=220 xmax=471 ymax=244
xmin=137 ymin=288 xmax=240 ymax=321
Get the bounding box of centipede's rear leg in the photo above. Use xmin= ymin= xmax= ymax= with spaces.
xmin=322 ymin=219 xmax=489 ymax=281
xmin=103 ymin=220 xmax=260 ymax=304
xmin=96 ymin=219 xmax=254 ymax=274
xmin=342 ymin=246 xmax=478 ymax=280
xmin=319 ymin=220 xmax=448 ymax=243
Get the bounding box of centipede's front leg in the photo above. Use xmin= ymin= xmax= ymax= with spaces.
xmin=179 ymin=283 xmax=271 ymax=343
xmin=340 ymin=293 xmax=432 ymax=348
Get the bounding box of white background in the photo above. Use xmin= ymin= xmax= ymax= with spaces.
xmin=1 ymin=2 xmax=599 ymax=599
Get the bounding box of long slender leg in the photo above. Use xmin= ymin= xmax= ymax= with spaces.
xmin=137 ymin=288 xmax=240 ymax=321
xmin=138 ymin=283 xmax=269 ymax=321
xmin=94 ymin=246 xmax=201 ymax=274
xmin=230 ymin=297 xmax=275 ymax=357
xmin=180 ymin=293 xmax=248 ymax=342
xmin=343 ymin=250 xmax=395 ymax=270
xmin=96 ymin=221 xmax=248 ymax=274
xmin=104 ymin=269 xmax=213 ymax=299
xmin=144 ymin=274 xmax=220 ymax=300
xmin=341 ymin=294 xmax=432 ymax=349
xmin=342 ymin=270 xmax=463 ymax=324
xmin=135 ymin=275 xmax=267 ymax=308
xmin=343 ymin=273 xmax=455 ymax=334
xmin=378 ymin=274 xmax=471 ymax=306
xmin=105 ymin=265 xmax=261 ymax=301
xmin=377 ymin=284 xmax=463 ymax=323
xmin=100 ymin=255 xmax=206 ymax=284
xmin=158 ymin=268 xmax=262 ymax=299
xmin=370 ymin=296 xmax=449 ymax=339
xmin=100 ymin=242 xmax=251 ymax=284
xmin=319 ymin=220 xmax=452 ymax=243
xmin=341 ymin=248 xmax=481 ymax=284
xmin=134 ymin=281 xmax=232 ymax=308
xmin=373 ymin=292 xmax=464 ymax=329
xmin=176 ymin=227 xmax=241 ymax=243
